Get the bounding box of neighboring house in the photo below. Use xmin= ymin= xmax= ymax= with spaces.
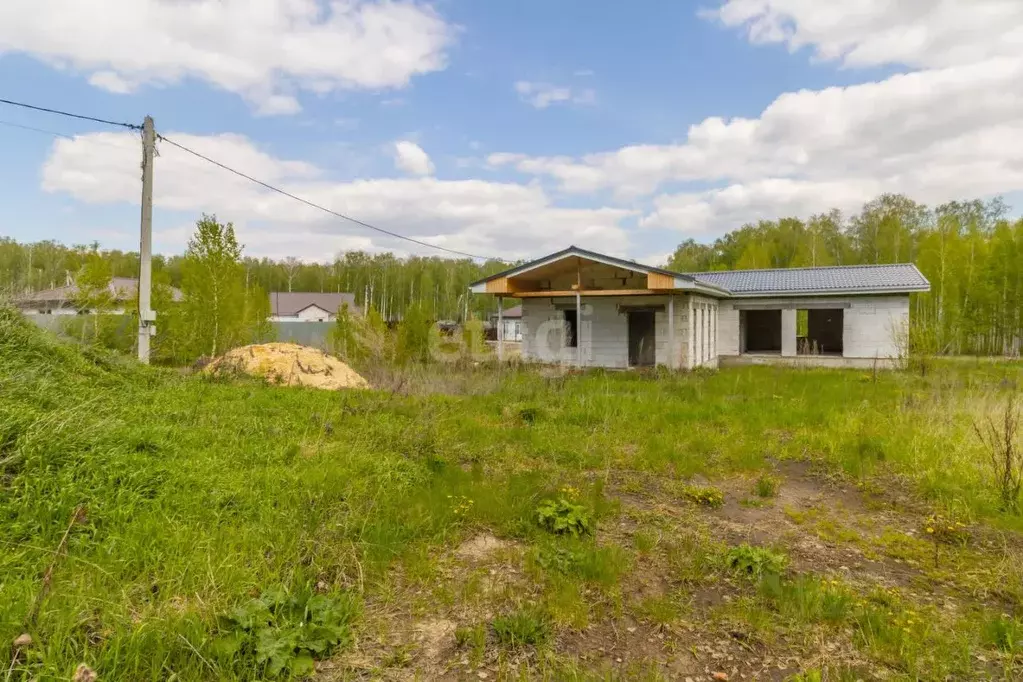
xmin=470 ymin=246 xmax=930 ymax=369
xmin=269 ymin=292 xmax=357 ymax=322
xmin=489 ymin=304 xmax=523 ymax=342
xmin=15 ymin=277 xmax=182 ymax=315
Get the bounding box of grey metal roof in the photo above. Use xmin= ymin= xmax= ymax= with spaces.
xmin=15 ymin=277 xmax=183 ymax=306
xmin=690 ymin=264 xmax=930 ymax=296
xmin=270 ymin=292 xmax=357 ymax=316
xmin=491 ymin=304 xmax=522 ymax=318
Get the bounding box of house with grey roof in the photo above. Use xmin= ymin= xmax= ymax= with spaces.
xmin=489 ymin=304 xmax=522 ymax=342
xmin=269 ymin=292 xmax=357 ymax=322
xmin=469 ymin=246 xmax=930 ymax=369
xmin=16 ymin=277 xmax=183 ymax=315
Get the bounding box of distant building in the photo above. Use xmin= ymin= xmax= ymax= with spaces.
xmin=489 ymin=304 xmax=523 ymax=342
xmin=269 ymin=292 xmax=358 ymax=322
xmin=15 ymin=277 xmax=182 ymax=315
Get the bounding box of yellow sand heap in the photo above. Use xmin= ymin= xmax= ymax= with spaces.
xmin=204 ymin=342 xmax=369 ymax=390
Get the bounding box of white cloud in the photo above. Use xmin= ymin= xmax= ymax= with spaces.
xmin=640 ymin=179 xmax=883 ymax=233
xmin=514 ymin=81 xmax=596 ymax=109
xmin=492 ymin=53 xmax=1023 ymax=234
xmin=708 ymin=0 xmax=1023 ymax=69
xmin=87 ymin=71 xmax=135 ymax=94
xmin=393 ymin=140 xmax=435 ymax=176
xmin=255 ymin=95 xmax=303 ymax=117
xmin=0 ymin=0 xmax=453 ymax=114
xmin=41 ymin=131 xmax=633 ymax=261
xmin=483 ymin=2 xmax=1023 ymax=238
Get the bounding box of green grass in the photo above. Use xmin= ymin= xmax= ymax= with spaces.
xmin=491 ymin=607 xmax=551 ymax=649
xmin=755 ymin=473 xmax=780 ymax=498
xmin=3 ymin=308 xmax=1023 ymax=678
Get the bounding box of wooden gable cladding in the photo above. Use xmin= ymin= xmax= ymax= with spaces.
xmin=485 ymin=277 xmax=516 ymax=294
xmin=646 ymin=272 xmax=675 ymax=290
xmin=487 ymin=255 xmax=683 ymax=295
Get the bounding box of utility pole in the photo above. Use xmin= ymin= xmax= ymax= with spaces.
xmin=137 ymin=116 xmax=156 ymax=363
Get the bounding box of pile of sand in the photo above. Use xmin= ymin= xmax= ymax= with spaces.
xmin=204 ymin=342 xmax=369 ymax=390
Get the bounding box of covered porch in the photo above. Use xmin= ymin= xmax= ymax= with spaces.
xmin=473 ymin=247 xmax=727 ymax=370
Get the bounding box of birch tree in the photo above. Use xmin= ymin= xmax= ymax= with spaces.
xmin=71 ymin=247 xmax=114 ymax=341
xmin=179 ymin=215 xmax=246 ymax=358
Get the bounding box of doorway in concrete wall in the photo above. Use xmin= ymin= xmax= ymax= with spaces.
xmin=797 ymin=309 xmax=844 ymax=355
xmin=628 ymin=310 xmax=656 ymax=367
xmin=741 ymin=309 xmax=782 ymax=353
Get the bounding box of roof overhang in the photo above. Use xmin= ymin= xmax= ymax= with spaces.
xmin=724 ymin=285 xmax=931 ymax=298
xmin=292 ymin=304 xmax=332 ymax=316
xmin=469 ymin=246 xmax=729 ymax=297
xmin=469 ymin=247 xmax=930 ymax=300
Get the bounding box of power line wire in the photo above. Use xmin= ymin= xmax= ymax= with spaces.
xmin=0 ymin=118 xmax=145 ymax=152
xmin=0 ymin=97 xmax=140 ymax=130
xmin=0 ymin=95 xmax=499 ymax=262
xmin=157 ymin=133 xmax=497 ymax=262
xmin=0 ymin=119 xmax=74 ymax=140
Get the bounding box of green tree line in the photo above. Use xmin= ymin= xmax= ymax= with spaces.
xmin=0 ymin=236 xmax=509 ymax=323
xmin=4 ymin=193 xmax=1022 ymax=356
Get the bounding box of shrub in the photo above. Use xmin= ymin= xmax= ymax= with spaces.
xmin=972 ymin=394 xmax=1023 ymax=513
xmin=683 ymin=485 xmax=724 ymax=508
xmin=395 ymin=303 xmax=433 ymax=365
xmin=536 ymin=498 xmax=593 ymax=536
xmin=328 ymin=302 xmax=361 ymax=361
xmin=725 ymin=544 xmax=787 ymax=580
xmin=461 ymin=318 xmax=487 ymax=360
xmin=211 ymin=586 xmax=358 ymax=678
xmin=491 ymin=608 xmax=550 ymax=648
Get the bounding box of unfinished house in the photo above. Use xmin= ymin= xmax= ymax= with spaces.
xmin=470 ymin=246 xmax=930 ymax=369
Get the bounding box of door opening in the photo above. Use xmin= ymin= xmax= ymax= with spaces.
xmin=563 ymin=309 xmax=578 ymax=348
xmin=741 ymin=309 xmax=782 ymax=353
xmin=628 ymin=310 xmax=656 ymax=367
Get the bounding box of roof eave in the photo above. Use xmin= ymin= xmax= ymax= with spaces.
xmin=674 ymin=279 xmax=731 ymax=296
xmin=468 ymin=246 xmax=692 ymax=289
xmin=726 ymin=285 xmax=931 ymax=298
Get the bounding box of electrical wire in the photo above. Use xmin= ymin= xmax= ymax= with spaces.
xmin=0 ymin=118 xmax=145 ymax=152
xmin=0 ymin=97 xmax=140 ymax=130
xmin=0 ymin=95 xmax=500 ymax=261
xmin=157 ymin=133 xmax=497 ymax=262
xmin=0 ymin=119 xmax=74 ymax=140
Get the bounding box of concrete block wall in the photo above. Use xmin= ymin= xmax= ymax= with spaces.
xmin=842 ymin=296 xmax=909 ymax=359
xmin=688 ymin=295 xmax=719 ymax=369
xmin=781 ymin=309 xmax=797 ymax=357
xmin=520 ymin=293 xmax=908 ymax=367
xmin=715 ymin=295 xmax=910 ymax=361
xmin=521 ymin=295 xmax=689 ymax=368
xmin=717 ymin=301 xmax=740 ymax=356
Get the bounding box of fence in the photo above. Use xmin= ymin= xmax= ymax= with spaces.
xmin=269 ymin=321 xmax=333 ymax=350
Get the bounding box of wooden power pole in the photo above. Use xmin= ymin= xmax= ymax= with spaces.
xmin=137 ymin=116 xmax=156 ymax=363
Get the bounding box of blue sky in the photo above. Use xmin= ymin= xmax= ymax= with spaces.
xmin=0 ymin=0 xmax=1021 ymax=263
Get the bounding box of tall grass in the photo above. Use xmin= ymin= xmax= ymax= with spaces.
xmin=2 ymin=306 xmax=1022 ymax=677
